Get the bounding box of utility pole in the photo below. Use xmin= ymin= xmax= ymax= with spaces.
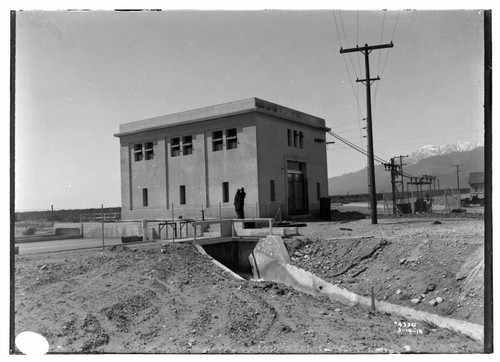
xmin=101 ymin=204 xmax=105 ymax=250
xmin=396 ymin=155 xmax=408 ymax=202
xmin=340 ymin=41 xmax=394 ymax=224
xmin=453 ymin=165 xmax=463 ymax=209
xmin=384 ymin=158 xmax=399 ymax=215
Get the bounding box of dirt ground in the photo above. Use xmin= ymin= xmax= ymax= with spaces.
xmin=286 ymin=217 xmax=485 ymax=326
xmin=13 ymin=216 xmax=485 ymax=354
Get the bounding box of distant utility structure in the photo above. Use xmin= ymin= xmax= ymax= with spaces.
xmin=453 ymin=164 xmax=464 ymax=209
xmin=340 ymin=41 xmax=394 ymax=224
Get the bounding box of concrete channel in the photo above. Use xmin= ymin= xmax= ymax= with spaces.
xmin=189 ymin=219 xmax=484 ymax=342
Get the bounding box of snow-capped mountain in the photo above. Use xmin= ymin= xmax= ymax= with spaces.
xmin=407 ymin=141 xmax=484 ymax=164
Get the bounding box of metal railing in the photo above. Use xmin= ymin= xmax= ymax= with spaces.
xmin=80 ymin=213 xmax=121 ymax=222
xmin=191 ymin=218 xmax=273 ymax=244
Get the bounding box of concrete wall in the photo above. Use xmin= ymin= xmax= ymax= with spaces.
xmin=202 ymin=240 xmax=258 ymax=275
xmin=249 ymin=251 xmax=483 ymax=341
xmin=119 ymin=114 xmax=259 ymax=220
xmin=255 ymin=114 xmax=328 ymax=218
xmin=203 ymin=116 xmax=258 ymax=212
xmin=117 ymin=99 xmax=327 ymax=221
xmin=130 ymin=138 xmax=167 ymax=211
xmin=82 ymin=222 xmax=142 ymax=238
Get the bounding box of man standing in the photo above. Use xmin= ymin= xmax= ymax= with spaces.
xmin=234 ymin=187 xmax=246 ymax=219
xmin=233 ymin=188 xmax=241 ymax=217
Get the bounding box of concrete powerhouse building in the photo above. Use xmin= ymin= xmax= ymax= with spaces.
xmin=114 ymin=98 xmax=329 ymax=220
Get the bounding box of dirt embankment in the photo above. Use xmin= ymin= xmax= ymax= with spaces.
xmin=285 ymin=218 xmax=484 ymax=325
xmin=14 ymin=217 xmax=484 ymax=354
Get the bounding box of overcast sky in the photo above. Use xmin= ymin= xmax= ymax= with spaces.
xmin=14 ymin=9 xmax=486 ymax=210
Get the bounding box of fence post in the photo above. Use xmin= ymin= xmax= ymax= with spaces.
xmin=51 ymin=204 xmax=54 ymax=227
xmin=219 ymin=202 xmax=222 ymax=220
xmin=80 ymin=214 xmax=83 ymax=238
xmin=411 ymin=191 xmax=414 ymax=214
xmin=142 ymin=219 xmax=148 ymax=241
xmin=101 ymin=204 xmax=104 ymax=250
xmin=445 ymin=189 xmax=449 ymax=213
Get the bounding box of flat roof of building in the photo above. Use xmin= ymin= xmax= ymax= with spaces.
xmin=114 ymin=97 xmax=327 ymax=137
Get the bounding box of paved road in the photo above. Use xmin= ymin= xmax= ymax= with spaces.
xmin=16 ymin=238 xmax=158 ymax=256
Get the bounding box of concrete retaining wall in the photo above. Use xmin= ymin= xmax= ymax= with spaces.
xmin=194 ymin=245 xmax=245 ymax=281
xmin=81 ymin=222 xmax=143 ymax=238
xmin=249 ymin=243 xmax=483 ymax=341
xmin=15 ymin=234 xmax=83 ymax=244
xmin=55 ymin=221 xmax=193 ymax=240
xmin=55 ymin=228 xmax=81 ymax=236
xmin=235 ymin=227 xmax=299 ymax=237
xmin=201 ymin=239 xmax=258 ymax=275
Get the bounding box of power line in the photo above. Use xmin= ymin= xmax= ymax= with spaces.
xmin=332 ymin=119 xmax=367 ymax=128
xmin=332 ymin=11 xmax=344 ymax=49
xmin=328 ymin=130 xmax=389 ymax=164
xmin=356 ymin=11 xmax=362 ymax=84
xmin=372 ymin=128 xmax=484 ymax=145
xmin=333 ymin=126 xmax=368 ymax=134
xmin=390 ymin=10 xmax=401 ymax=41
xmin=333 ymin=11 xmax=366 ymax=121
xmin=339 ymin=11 xmax=361 ymax=80
xmin=328 ymin=130 xmax=483 ymax=149
xmin=377 ymin=11 xmax=387 ymax=76
xmin=333 ymin=9 xmax=367 ymax=145
xmin=373 ymin=11 xmax=400 ymax=118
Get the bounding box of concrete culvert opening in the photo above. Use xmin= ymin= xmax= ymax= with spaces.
xmin=201 ymin=239 xmax=260 ymax=280
xmin=199 ymin=233 xmax=484 ymax=342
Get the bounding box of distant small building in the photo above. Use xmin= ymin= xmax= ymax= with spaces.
xmin=114 ymin=98 xmax=329 ymax=220
xmin=468 ymin=172 xmax=484 ymax=195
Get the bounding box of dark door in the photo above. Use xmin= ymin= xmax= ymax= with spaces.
xmin=288 ymin=171 xmax=308 ymax=215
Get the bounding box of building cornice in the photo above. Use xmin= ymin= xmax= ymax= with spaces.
xmin=114 ymin=98 xmax=329 ymax=138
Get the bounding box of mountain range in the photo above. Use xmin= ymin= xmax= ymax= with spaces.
xmin=406 ymin=141 xmax=484 ymax=164
xmin=328 ymin=142 xmax=485 ymax=196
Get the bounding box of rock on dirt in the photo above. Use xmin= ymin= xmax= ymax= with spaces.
xmin=288 ymin=218 xmax=484 ymax=325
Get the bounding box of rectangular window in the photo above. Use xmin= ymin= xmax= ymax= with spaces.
xmin=134 ymin=143 xmax=143 ymax=162
xmin=142 ymin=188 xmax=148 ymax=207
xmin=299 ymin=132 xmax=304 ymax=148
xmin=287 ymin=129 xmax=292 ymax=146
xmin=270 ymin=180 xmax=275 ymax=201
xmin=222 ymin=182 xmax=229 ymax=203
xmin=212 ymin=130 xmax=223 ymax=151
xmin=144 ymin=142 xmax=154 ymax=160
xmin=293 ymin=130 xmax=299 ymax=147
xmin=180 ymin=185 xmax=186 ymax=205
xmin=226 ymin=128 xmax=238 ymax=150
xmin=317 ymin=182 xmax=321 ymax=200
xmin=171 ymin=137 xmax=180 ymax=157
xmin=183 ymin=136 xmax=193 ymax=155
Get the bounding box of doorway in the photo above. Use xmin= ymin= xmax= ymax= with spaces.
xmin=287 ymin=161 xmax=308 ymax=215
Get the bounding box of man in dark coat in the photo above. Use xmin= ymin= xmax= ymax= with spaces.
xmin=234 ymin=188 xmax=240 ymax=215
xmin=234 ymin=187 xmax=246 ymax=219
